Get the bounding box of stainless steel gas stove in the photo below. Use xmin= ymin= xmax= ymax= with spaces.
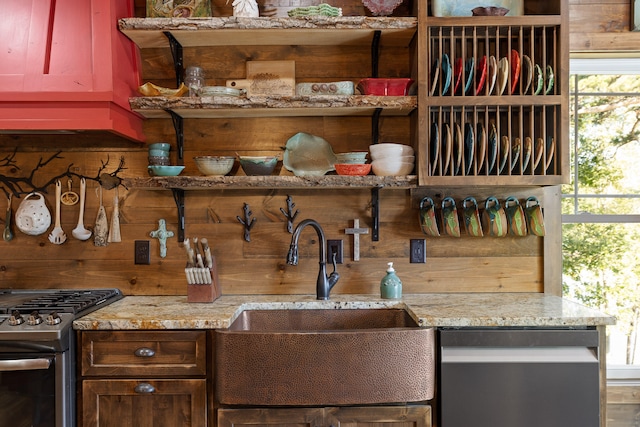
xmin=0 ymin=288 xmax=123 ymax=427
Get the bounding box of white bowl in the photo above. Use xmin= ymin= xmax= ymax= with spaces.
xmin=369 ymin=143 xmax=414 ymax=160
xmin=194 ymin=156 xmax=235 ymax=176
xmin=371 ymin=159 xmax=414 ymax=176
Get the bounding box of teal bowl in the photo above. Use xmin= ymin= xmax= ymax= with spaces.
xmin=148 ymin=142 xmax=171 ymax=151
xmin=148 ymin=165 xmax=184 ymax=176
xmin=239 ymin=156 xmax=279 ymax=176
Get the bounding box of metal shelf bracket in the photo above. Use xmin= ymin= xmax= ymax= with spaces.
xmin=172 ymin=188 xmax=186 ymax=243
xmin=163 ymin=31 xmax=184 ymax=86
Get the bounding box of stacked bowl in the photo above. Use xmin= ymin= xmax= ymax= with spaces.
xmin=369 ymin=143 xmax=415 ymax=176
xmin=334 ymin=151 xmax=371 ymax=176
xmin=148 ymin=142 xmax=171 ymax=166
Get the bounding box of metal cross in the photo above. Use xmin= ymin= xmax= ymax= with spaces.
xmin=345 ymin=219 xmax=369 ymax=261
xmin=150 ymin=219 xmax=174 ymax=258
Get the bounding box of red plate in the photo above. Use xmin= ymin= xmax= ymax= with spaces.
xmin=453 ymin=58 xmax=463 ymax=95
xmin=510 ymin=49 xmax=521 ymax=94
xmin=475 ymin=55 xmax=487 ymax=95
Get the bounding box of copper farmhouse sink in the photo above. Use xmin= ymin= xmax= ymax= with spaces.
xmin=215 ymin=308 xmax=435 ymax=406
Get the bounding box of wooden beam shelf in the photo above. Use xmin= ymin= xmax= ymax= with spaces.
xmin=123 ymin=175 xmax=419 ymax=190
xmin=118 ymin=16 xmax=418 ymax=48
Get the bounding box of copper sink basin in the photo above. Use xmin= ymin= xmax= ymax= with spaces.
xmin=215 ymin=308 xmax=435 ymax=406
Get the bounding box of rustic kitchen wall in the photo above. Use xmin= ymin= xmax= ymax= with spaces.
xmin=0 ymin=0 xmax=626 ymax=297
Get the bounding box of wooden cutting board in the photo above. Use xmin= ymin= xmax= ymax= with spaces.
xmin=226 ymin=60 xmax=295 ymax=96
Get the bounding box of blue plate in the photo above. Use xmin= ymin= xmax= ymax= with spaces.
xmin=464 ymin=122 xmax=474 ymax=175
xmin=487 ymin=124 xmax=497 ymax=174
xmin=464 ymin=57 xmax=475 ymax=95
xmin=430 ymin=122 xmax=439 ymax=174
xmin=441 ymin=54 xmax=452 ymax=96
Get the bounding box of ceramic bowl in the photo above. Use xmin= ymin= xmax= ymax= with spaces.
xmin=148 ymin=156 xmax=170 ymax=166
xmin=148 ymin=142 xmax=171 ymax=152
xmin=357 ymin=78 xmax=415 ymax=96
xmin=471 ymin=6 xmax=510 ymax=16
xmin=148 ymin=165 xmax=185 ymax=176
xmin=194 ymin=156 xmax=235 ymax=176
xmin=148 ymin=149 xmax=169 ymax=157
xmin=335 ymin=152 xmax=368 ymax=164
xmin=334 ymin=163 xmax=372 ymax=176
xmin=371 ymin=159 xmax=414 ymax=176
xmin=369 ymin=143 xmax=415 ymax=160
xmin=239 ymin=156 xmax=279 ymax=176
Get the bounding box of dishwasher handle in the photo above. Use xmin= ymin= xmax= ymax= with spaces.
xmin=0 ymin=357 xmax=52 ymax=371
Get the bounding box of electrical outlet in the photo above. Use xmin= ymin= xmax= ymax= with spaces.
xmin=410 ymin=239 xmax=426 ymax=263
xmin=135 ymin=240 xmax=151 ymax=265
xmin=327 ymin=239 xmax=343 ymax=264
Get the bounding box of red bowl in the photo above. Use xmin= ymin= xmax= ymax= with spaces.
xmin=357 ymin=78 xmax=414 ymax=96
xmin=335 ymin=163 xmax=372 ymax=176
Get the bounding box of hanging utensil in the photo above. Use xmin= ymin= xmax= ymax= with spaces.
xmin=72 ymin=177 xmax=92 ymax=241
xmin=94 ymin=186 xmax=109 ymax=247
xmin=48 ymin=180 xmax=67 ymax=244
xmin=3 ymin=194 xmax=13 ymax=242
xmin=107 ymin=187 xmax=121 ymax=243
xmin=60 ymin=179 xmax=79 ymax=206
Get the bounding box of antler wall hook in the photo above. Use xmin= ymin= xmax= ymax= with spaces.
xmin=279 ymin=195 xmax=300 ymax=233
xmin=236 ymin=203 xmax=257 ymax=242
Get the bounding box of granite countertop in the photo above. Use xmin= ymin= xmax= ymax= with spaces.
xmin=73 ymin=293 xmax=615 ymax=330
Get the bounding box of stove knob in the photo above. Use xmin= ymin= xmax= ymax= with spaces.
xmin=27 ymin=311 xmax=43 ymax=326
xmin=9 ymin=311 xmax=24 ymax=326
xmin=46 ymin=312 xmax=62 ymax=326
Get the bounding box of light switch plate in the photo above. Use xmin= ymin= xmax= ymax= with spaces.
xmin=410 ymin=239 xmax=426 ymax=263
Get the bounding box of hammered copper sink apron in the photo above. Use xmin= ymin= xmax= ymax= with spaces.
xmin=215 ymin=309 xmax=435 ymax=406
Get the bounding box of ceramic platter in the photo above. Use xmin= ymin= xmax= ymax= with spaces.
xmin=431 ymin=0 xmax=523 ymax=16
xmin=283 ymin=132 xmax=337 ymax=176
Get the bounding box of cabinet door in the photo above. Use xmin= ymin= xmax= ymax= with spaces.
xmin=328 ymin=405 xmax=431 ymax=427
xmin=82 ymin=379 xmax=206 ymax=427
xmin=217 ymin=408 xmax=324 ymax=427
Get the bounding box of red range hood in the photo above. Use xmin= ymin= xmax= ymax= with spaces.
xmin=0 ymin=0 xmax=145 ymax=143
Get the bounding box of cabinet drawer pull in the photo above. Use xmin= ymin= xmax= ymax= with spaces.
xmin=134 ymin=347 xmax=156 ymax=357
xmin=134 ymin=383 xmax=156 ymax=394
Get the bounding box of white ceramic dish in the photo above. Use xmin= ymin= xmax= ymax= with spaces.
xmin=283 ymin=132 xmax=337 ymax=176
xmin=371 ymin=159 xmax=414 ymax=176
xmin=369 ymin=143 xmax=414 ymax=160
xmin=431 ymin=0 xmax=523 ymax=16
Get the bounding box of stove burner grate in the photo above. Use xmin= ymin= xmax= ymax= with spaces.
xmin=6 ymin=289 xmax=122 ymax=315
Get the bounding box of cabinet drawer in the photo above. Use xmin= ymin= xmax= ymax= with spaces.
xmin=80 ymin=331 xmax=206 ymax=377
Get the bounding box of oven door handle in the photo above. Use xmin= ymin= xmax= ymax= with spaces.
xmin=0 ymin=357 xmax=52 ymax=371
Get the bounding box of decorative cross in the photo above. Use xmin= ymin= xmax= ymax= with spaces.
xmin=345 ymin=219 xmax=369 ymax=261
xmin=150 ymin=219 xmax=174 ymax=258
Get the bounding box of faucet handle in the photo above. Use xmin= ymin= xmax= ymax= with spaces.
xmin=331 ymin=251 xmax=338 ymax=273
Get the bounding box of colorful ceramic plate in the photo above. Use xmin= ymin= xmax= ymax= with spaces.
xmin=545 ymin=137 xmax=555 ymax=170
xmin=430 ymin=58 xmax=440 ymax=96
xmin=533 ymin=64 xmax=544 ymax=95
xmin=488 ymin=56 xmax=498 ymax=95
xmin=464 ymin=122 xmax=475 ymax=175
xmin=441 ymin=54 xmax=452 ymax=95
xmin=522 ymin=54 xmax=533 ymax=94
xmin=545 ymin=64 xmax=555 ymax=95
xmin=430 ymin=122 xmax=440 ymax=174
xmin=453 ymin=123 xmax=463 ymax=175
xmin=510 ymin=137 xmax=522 ymax=172
xmin=475 ymin=122 xmax=487 ymax=173
xmin=498 ymin=135 xmax=510 ymax=174
xmin=475 ymin=55 xmax=488 ymax=95
xmin=487 ymin=124 xmax=498 ymax=173
xmin=522 ymin=136 xmax=532 ymax=172
xmin=532 ymin=136 xmax=544 ymax=170
xmin=442 ymin=123 xmax=452 ymax=174
xmin=464 ymin=57 xmax=475 ymax=95
xmin=497 ymin=57 xmax=509 ymax=96
xmin=510 ymin=50 xmax=520 ymax=94
xmin=453 ymin=57 xmax=464 ymax=95
xmin=283 ymin=132 xmax=337 ymax=176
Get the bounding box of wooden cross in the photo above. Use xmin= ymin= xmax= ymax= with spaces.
xmin=345 ymin=219 xmax=369 ymax=261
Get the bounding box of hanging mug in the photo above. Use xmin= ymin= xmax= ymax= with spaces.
xmin=504 ymin=196 xmax=528 ymax=236
xmin=482 ymin=196 xmax=507 ymax=237
xmin=525 ymin=196 xmax=546 ymax=236
xmin=442 ymin=197 xmax=461 ymax=237
xmin=462 ymin=196 xmax=483 ymax=237
xmin=419 ymin=196 xmax=440 ymax=237
xmin=15 ymin=192 xmax=51 ymax=236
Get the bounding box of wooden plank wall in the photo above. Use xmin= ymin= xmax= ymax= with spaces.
xmin=0 ymin=0 xmax=630 ymax=298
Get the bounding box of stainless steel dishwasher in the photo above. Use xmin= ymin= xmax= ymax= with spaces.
xmin=439 ymin=328 xmax=600 ymax=427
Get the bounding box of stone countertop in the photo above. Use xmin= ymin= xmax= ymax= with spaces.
xmin=73 ymin=293 xmax=615 ymax=330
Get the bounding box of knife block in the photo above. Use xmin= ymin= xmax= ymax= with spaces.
xmin=187 ymin=256 xmax=221 ymax=303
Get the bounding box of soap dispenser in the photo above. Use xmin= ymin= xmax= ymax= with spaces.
xmin=380 ymin=262 xmax=402 ymax=299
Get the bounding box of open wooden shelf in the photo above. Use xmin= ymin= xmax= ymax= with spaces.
xmin=118 ymin=16 xmax=418 ymax=48
xmin=130 ymin=95 xmax=417 ymax=119
xmin=124 ymin=175 xmax=419 ymax=190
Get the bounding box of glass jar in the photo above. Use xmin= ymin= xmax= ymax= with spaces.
xmin=184 ymin=66 xmax=205 ymax=97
